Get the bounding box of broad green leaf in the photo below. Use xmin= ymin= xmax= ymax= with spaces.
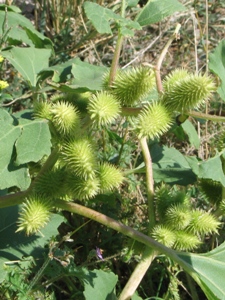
xmin=0 ymin=10 xmax=34 ymax=36
xmin=7 ymin=26 xmax=33 ymax=46
xmin=0 ymin=163 xmax=30 ymax=191
xmin=1 ymin=47 xmax=51 ymax=87
xmin=0 ymin=10 xmax=52 ymax=49
xmin=84 ymin=2 xmax=112 ymax=34
xmin=151 ymin=145 xmax=197 ymax=185
xmin=23 ymin=27 xmax=53 ymax=50
xmin=131 ymin=292 xmax=143 ymax=299
xmin=15 ymin=119 xmax=51 ymax=164
xmin=198 ymin=154 xmax=225 ymax=186
xmin=0 ymin=4 xmax=21 ymax=13
xmin=177 ymin=242 xmax=225 ymax=300
xmin=84 ymin=1 xmax=141 ymax=35
xmin=184 ymin=156 xmax=199 ymax=176
xmin=209 ymin=40 xmax=225 ymax=100
xmin=39 ymin=57 xmax=82 ymax=83
xmin=181 ymin=119 xmax=200 ymax=149
xmin=127 ymin=0 xmax=139 ymax=7
xmin=0 ymin=110 xmax=51 ymax=190
xmin=0 ymin=110 xmax=29 ymax=190
xmin=68 ymin=60 xmax=108 ymax=91
xmin=0 ymin=205 xmax=65 ymax=283
xmin=136 ymin=0 xmax=186 ymax=26
xmin=83 ymin=269 xmax=118 ymax=300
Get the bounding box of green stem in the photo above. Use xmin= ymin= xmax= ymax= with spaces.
xmin=189 ymin=110 xmax=225 ymax=122
xmin=53 ymin=199 xmax=200 ymax=283
xmin=121 ymin=107 xmax=225 ymax=123
xmin=116 ymin=124 xmax=129 ymax=165
xmin=116 ymin=25 xmax=188 ymax=295
xmin=118 ymin=248 xmax=157 ymax=300
xmin=108 ymin=0 xmax=126 ymax=85
xmin=118 ymin=137 xmax=156 ymax=299
xmin=186 ymin=273 xmax=200 ymax=300
xmin=140 ymin=137 xmax=155 ymax=230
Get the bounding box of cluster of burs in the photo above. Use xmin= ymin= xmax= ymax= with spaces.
xmin=17 ymin=66 xmax=219 ymax=246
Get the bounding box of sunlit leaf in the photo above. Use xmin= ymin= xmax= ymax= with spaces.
xmin=136 ymin=0 xmax=186 ymax=26
xmin=84 ymin=1 xmax=141 ymax=36
xmin=1 ymin=47 xmax=51 ymax=87
xmin=209 ymin=40 xmax=225 ymax=100
xmin=15 ymin=119 xmax=51 ymax=165
xmin=181 ymin=119 xmax=200 ymax=149
xmin=178 ymin=242 xmax=225 ymax=300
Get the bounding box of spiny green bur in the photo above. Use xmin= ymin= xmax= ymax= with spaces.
xmin=162 ymin=70 xmax=215 ymax=112
xmin=153 ymin=185 xmax=220 ymax=251
xmin=104 ymin=66 xmax=156 ymax=106
xmin=135 ymin=102 xmax=172 ymax=139
xmin=62 ymin=139 xmax=97 ymax=179
xmin=17 ymin=195 xmax=52 ymax=236
xmin=88 ymin=91 xmax=121 ymax=127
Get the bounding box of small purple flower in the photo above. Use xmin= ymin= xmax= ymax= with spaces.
xmin=96 ymin=247 xmax=104 ymax=260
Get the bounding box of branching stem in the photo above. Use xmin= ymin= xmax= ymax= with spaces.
xmin=108 ymin=0 xmax=126 ymax=85
xmin=54 ymin=199 xmax=200 ymax=283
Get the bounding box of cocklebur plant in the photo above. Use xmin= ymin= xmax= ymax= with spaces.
xmin=2 ymin=2 xmax=225 ymax=299
xmin=16 ymin=58 xmax=219 ymax=263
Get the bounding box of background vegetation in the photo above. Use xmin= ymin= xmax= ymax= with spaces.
xmin=0 ymin=0 xmax=225 ymax=299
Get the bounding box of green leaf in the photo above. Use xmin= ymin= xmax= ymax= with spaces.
xmin=0 ymin=109 xmax=30 ymax=190
xmin=0 ymin=205 xmax=65 ymax=283
xmin=0 ymin=4 xmax=21 ymax=13
xmin=181 ymin=119 xmax=200 ymax=149
xmin=84 ymin=1 xmax=141 ymax=36
xmin=198 ymin=154 xmax=225 ymax=186
xmin=127 ymin=0 xmax=139 ymax=7
xmin=131 ymin=292 xmax=143 ymax=299
xmin=83 ymin=269 xmax=118 ymax=300
xmin=23 ymin=27 xmax=53 ymax=50
xmin=178 ymin=242 xmax=225 ymax=300
xmin=0 ymin=163 xmax=30 ymax=191
xmin=151 ymin=145 xmax=197 ymax=185
xmin=209 ymin=40 xmax=225 ymax=100
xmin=136 ymin=0 xmax=186 ymax=26
xmin=67 ymin=60 xmax=108 ymax=91
xmin=15 ymin=119 xmax=51 ymax=165
xmin=0 ymin=10 xmax=52 ymax=48
xmin=0 ymin=109 xmax=51 ymax=190
xmin=39 ymin=57 xmax=83 ymax=83
xmin=49 ymin=58 xmax=107 ymax=92
xmin=0 ymin=10 xmax=34 ymax=43
xmin=1 ymin=47 xmax=51 ymax=87
xmin=84 ymin=2 xmax=112 ymax=34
